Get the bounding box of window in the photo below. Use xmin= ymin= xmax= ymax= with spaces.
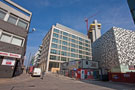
xmin=0 ymin=33 xmax=11 ymax=43
xmin=79 ymin=37 xmax=83 ymax=41
xmin=51 ymin=43 xmax=58 ymax=48
xmin=54 ymin=29 xmax=59 ymax=33
xmin=68 ymin=53 xmax=70 ymax=56
xmin=86 ymin=56 xmax=89 ymax=60
xmin=79 ymin=55 xmax=82 ymax=58
xmin=61 ymin=57 xmax=66 ymax=61
xmin=68 ymin=47 xmax=70 ymax=51
xmin=79 ymin=50 xmax=82 ymax=54
xmin=50 ymin=55 xmax=57 ymax=60
xmin=62 ymin=46 xmax=67 ymax=50
xmin=79 ymin=46 xmax=82 ymax=49
xmin=58 ymin=50 xmax=60 ymax=55
xmin=71 ymin=44 xmax=75 ymax=48
xmin=50 ymin=49 xmax=57 ymax=54
xmin=60 ymin=35 xmax=62 ymax=39
xmin=71 ymin=53 xmax=76 ymax=57
xmin=85 ymin=44 xmax=89 ymax=47
xmin=11 ymin=36 xmax=23 ymax=46
xmin=79 ymin=42 xmax=83 ymax=45
xmin=53 ymin=33 xmax=59 ymax=38
xmin=86 ymin=61 xmax=88 ymax=65
xmin=85 ymin=40 xmax=89 ymax=43
xmin=71 ymin=39 xmax=76 ymax=43
xmin=61 ymin=51 xmax=67 ymax=56
xmin=17 ymin=19 xmax=28 ymax=29
xmin=71 ymin=48 xmax=76 ymax=52
xmin=63 ymin=32 xmax=68 ymax=36
xmin=52 ymin=38 xmax=58 ymax=43
xmin=0 ymin=9 xmax=6 ymax=20
xmin=63 ymin=36 xmax=68 ymax=40
xmin=86 ymin=52 xmax=89 ymax=55
xmin=62 ymin=41 xmax=67 ymax=45
xmin=8 ymin=15 xmax=17 ymax=25
xmin=58 ymin=45 xmax=61 ymax=49
xmin=59 ymin=40 xmax=61 ymax=44
xmin=72 ymin=35 xmax=76 ymax=39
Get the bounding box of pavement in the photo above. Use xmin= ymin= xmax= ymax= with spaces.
xmin=0 ymin=73 xmax=135 ymax=90
xmin=0 ymin=72 xmax=33 ymax=85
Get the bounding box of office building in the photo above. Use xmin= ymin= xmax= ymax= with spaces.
xmin=0 ymin=0 xmax=32 ymax=77
xmin=88 ymin=20 xmax=101 ymax=43
xmin=92 ymin=27 xmax=135 ymax=73
xmin=40 ymin=23 xmax=92 ymax=72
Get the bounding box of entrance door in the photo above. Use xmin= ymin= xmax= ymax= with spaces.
xmin=81 ymin=70 xmax=85 ymax=79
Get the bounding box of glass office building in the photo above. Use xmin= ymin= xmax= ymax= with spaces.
xmin=40 ymin=23 xmax=92 ymax=72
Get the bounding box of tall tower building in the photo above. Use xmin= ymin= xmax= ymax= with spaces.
xmin=88 ymin=20 xmax=101 ymax=43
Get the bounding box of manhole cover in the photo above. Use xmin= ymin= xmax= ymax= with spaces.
xmin=28 ymin=85 xmax=35 ymax=87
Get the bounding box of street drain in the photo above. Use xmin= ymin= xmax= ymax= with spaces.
xmin=28 ymin=85 xmax=35 ymax=87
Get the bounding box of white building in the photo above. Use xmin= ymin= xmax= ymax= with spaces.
xmin=40 ymin=23 xmax=92 ymax=72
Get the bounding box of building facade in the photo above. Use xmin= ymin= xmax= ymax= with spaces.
xmin=92 ymin=27 xmax=135 ymax=73
xmin=88 ymin=20 xmax=101 ymax=43
xmin=40 ymin=23 xmax=92 ymax=72
xmin=0 ymin=0 xmax=32 ymax=77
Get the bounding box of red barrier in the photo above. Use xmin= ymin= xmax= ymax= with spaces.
xmin=109 ymin=72 xmax=135 ymax=83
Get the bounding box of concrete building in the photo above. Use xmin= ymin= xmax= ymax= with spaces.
xmin=40 ymin=23 xmax=92 ymax=72
xmin=88 ymin=20 xmax=101 ymax=43
xmin=33 ymin=45 xmax=42 ymax=66
xmin=0 ymin=0 xmax=32 ymax=77
xmin=92 ymin=27 xmax=135 ymax=73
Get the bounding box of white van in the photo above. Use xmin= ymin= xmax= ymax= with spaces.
xmin=32 ymin=68 xmax=41 ymax=77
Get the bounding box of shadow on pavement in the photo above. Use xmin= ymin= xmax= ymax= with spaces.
xmin=79 ymin=79 xmax=135 ymax=90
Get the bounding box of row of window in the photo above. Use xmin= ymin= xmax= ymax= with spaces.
xmin=53 ymin=29 xmax=90 ymax=43
xmin=51 ymin=43 xmax=90 ymax=52
xmin=0 ymin=8 xmax=29 ymax=29
xmin=50 ymin=49 xmax=90 ymax=57
xmin=52 ymin=37 xmax=90 ymax=48
xmin=50 ymin=55 xmax=91 ymax=61
xmin=0 ymin=31 xmax=24 ymax=46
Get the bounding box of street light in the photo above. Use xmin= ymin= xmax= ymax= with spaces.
xmin=28 ymin=28 xmax=36 ymax=33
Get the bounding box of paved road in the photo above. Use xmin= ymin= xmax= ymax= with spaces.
xmin=0 ymin=73 xmax=135 ymax=90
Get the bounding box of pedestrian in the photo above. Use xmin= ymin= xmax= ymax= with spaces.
xmin=41 ymin=71 xmax=45 ymax=80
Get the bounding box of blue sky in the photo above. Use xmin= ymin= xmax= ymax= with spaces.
xmin=12 ymin=0 xmax=135 ymax=65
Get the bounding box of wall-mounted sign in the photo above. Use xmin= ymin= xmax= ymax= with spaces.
xmin=2 ymin=59 xmax=15 ymax=66
xmin=0 ymin=51 xmax=21 ymax=58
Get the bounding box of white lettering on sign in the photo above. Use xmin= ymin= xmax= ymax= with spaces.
xmin=2 ymin=59 xmax=15 ymax=66
xmin=0 ymin=51 xmax=21 ymax=58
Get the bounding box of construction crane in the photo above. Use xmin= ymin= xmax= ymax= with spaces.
xmin=85 ymin=12 xmax=99 ymax=32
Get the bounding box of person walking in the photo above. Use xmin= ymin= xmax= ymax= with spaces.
xmin=41 ymin=71 xmax=45 ymax=80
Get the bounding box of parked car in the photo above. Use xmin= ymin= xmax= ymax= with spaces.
xmin=32 ymin=68 xmax=41 ymax=77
